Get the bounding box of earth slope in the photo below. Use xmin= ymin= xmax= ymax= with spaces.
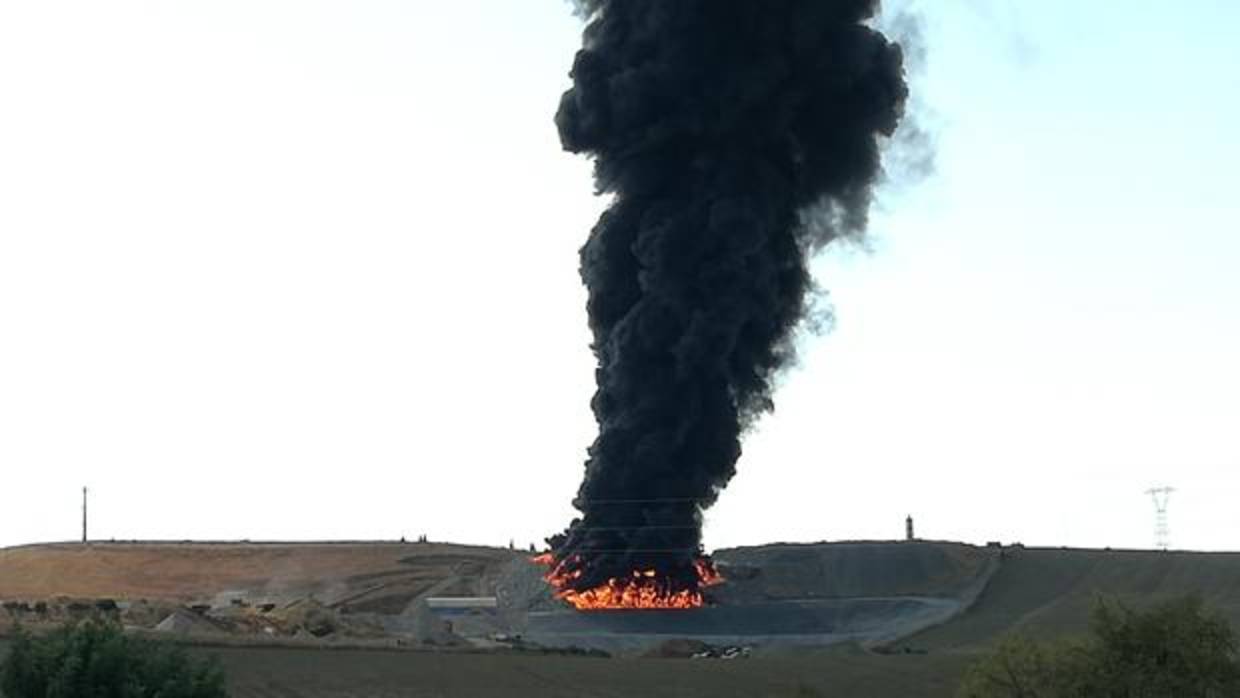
xmin=0 ymin=541 xmax=518 ymax=609
xmin=909 ymin=546 xmax=1240 ymax=651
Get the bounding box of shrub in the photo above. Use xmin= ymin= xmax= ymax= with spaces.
xmin=958 ymin=595 xmax=1240 ymax=698
xmin=1 ymin=619 xmax=228 ymax=698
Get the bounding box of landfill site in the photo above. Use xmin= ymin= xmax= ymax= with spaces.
xmin=5 ymin=538 xmax=1240 ymax=656
xmin=7 ymin=539 xmax=1240 ymax=696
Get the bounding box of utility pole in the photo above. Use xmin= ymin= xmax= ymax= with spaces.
xmin=82 ymin=486 xmax=88 ymax=544
xmin=1146 ymin=486 xmax=1174 ymax=551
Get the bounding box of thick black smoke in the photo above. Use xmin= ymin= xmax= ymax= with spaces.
xmin=549 ymin=0 xmax=910 ymax=596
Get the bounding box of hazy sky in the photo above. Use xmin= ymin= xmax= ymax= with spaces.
xmin=1 ymin=1 xmax=1236 ymax=552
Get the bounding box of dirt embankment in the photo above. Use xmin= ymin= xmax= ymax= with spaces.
xmin=711 ymin=540 xmax=996 ymax=603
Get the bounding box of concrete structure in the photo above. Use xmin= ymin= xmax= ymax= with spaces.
xmin=424 ymin=597 xmax=498 ymax=614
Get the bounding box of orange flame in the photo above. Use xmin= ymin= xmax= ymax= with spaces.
xmin=533 ymin=554 xmax=722 ymax=611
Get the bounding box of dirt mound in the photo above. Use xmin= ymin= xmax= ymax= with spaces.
xmin=271 ymin=598 xmax=341 ymax=637
xmin=712 ymin=541 xmax=994 ymax=603
xmin=121 ymin=599 xmax=180 ymax=628
xmin=496 ymin=556 xmax=559 ymax=618
xmin=154 ymin=609 xmax=224 ymax=636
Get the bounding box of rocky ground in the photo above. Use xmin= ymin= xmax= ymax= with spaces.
xmin=0 ymin=541 xmax=520 ymax=647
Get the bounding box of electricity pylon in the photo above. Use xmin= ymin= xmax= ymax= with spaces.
xmin=1146 ymin=486 xmax=1174 ymax=551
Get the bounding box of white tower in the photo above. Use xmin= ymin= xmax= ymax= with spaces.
xmin=1146 ymin=486 xmax=1174 ymax=551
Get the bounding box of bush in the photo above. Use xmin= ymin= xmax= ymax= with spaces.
xmin=958 ymin=595 xmax=1240 ymax=698
xmin=1 ymin=619 xmax=228 ymax=698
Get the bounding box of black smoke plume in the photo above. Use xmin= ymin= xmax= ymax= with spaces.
xmin=549 ymin=0 xmax=910 ymax=597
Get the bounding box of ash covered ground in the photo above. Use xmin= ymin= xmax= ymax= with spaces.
xmin=503 ymin=541 xmax=998 ymax=653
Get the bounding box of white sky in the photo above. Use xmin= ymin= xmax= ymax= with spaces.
xmin=1 ymin=1 xmax=1236 ymax=552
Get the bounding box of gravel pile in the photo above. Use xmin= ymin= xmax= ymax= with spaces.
xmin=494 ymin=557 xmax=561 ymax=617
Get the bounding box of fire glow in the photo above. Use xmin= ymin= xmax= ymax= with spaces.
xmin=534 ymin=554 xmax=722 ymax=611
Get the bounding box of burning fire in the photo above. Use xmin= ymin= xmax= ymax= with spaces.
xmin=533 ymin=554 xmax=722 ymax=611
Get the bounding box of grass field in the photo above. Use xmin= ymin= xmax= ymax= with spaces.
xmin=198 ymin=645 xmax=975 ymax=698
xmin=0 ymin=639 xmax=972 ymax=698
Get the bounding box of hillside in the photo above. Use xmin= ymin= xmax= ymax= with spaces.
xmin=909 ymin=546 xmax=1240 ymax=651
xmin=5 ymin=540 xmax=1240 ymax=697
xmin=0 ymin=541 xmax=519 ymax=609
xmin=6 ymin=540 xmax=1240 ymax=655
xmin=713 ymin=540 xmax=995 ymax=602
